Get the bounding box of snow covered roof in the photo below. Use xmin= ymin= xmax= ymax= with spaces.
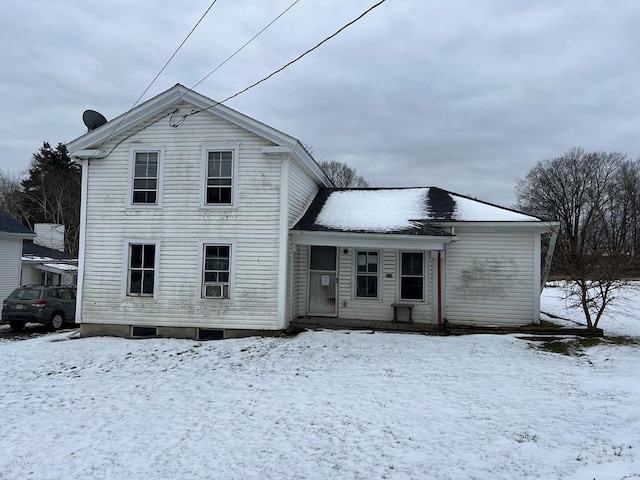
xmin=293 ymin=187 xmax=541 ymax=234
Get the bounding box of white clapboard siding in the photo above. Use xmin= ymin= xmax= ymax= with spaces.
xmin=82 ymin=108 xmax=290 ymax=329
xmin=288 ymin=160 xmax=319 ymax=227
xmin=290 ymin=247 xmax=433 ymax=323
xmin=20 ymin=264 xmax=39 ymax=286
xmin=286 ymin=161 xmax=321 ymax=321
xmin=0 ymin=237 xmax=22 ymax=299
xmin=445 ymin=227 xmax=536 ymax=325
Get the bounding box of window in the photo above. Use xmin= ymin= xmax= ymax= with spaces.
xmin=206 ymin=151 xmax=233 ymax=205
xmin=132 ymin=152 xmax=158 ymax=204
xmin=128 ymin=244 xmax=156 ymax=296
xmin=401 ymin=252 xmax=424 ymax=300
xmin=356 ymin=251 xmax=378 ymax=298
xmin=202 ymin=244 xmax=231 ymax=298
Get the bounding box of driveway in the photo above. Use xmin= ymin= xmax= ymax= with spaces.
xmin=0 ymin=323 xmax=78 ymax=342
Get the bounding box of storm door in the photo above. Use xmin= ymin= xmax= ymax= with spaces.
xmin=307 ymin=246 xmax=337 ymax=316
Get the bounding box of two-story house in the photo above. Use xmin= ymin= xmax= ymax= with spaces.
xmin=67 ymin=84 xmax=557 ymax=339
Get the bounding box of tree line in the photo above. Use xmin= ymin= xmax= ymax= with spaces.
xmin=0 ymin=142 xmax=81 ymax=255
xmin=516 ymin=147 xmax=640 ymax=329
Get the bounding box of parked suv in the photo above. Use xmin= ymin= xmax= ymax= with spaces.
xmin=2 ymin=285 xmax=77 ymax=331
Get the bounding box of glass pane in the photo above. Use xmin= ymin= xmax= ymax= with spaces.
xmin=142 ymin=271 xmax=154 ymax=294
xmin=134 ymin=159 xmax=147 ymax=177
xmin=204 ymin=272 xmax=217 ymax=283
xmin=143 ymin=245 xmax=155 ymax=268
xmin=146 ymin=191 xmax=157 ymax=204
xmin=401 ymin=277 xmax=423 ymax=300
xmin=402 ymin=252 xmax=423 ymax=275
xmin=357 ymin=276 xmax=377 ymax=298
xmin=357 ymin=252 xmax=366 ymax=272
xmin=130 ymin=245 xmax=143 ymax=268
xmin=220 ymin=159 xmax=232 ymax=177
xmin=310 ymin=246 xmax=336 ymax=271
xmin=221 ymin=151 xmax=232 ymax=161
xmin=147 ymin=159 xmax=158 ymax=177
xmin=218 ymin=272 xmax=229 ymax=282
xmin=368 ymin=252 xmax=378 ymax=273
xmin=130 ymin=270 xmax=142 ymax=294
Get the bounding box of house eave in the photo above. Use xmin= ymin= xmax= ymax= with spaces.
xmin=290 ymin=230 xmax=454 ymax=249
xmin=426 ymin=221 xmax=559 ymax=232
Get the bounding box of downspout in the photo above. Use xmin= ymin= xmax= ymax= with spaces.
xmin=437 ymin=250 xmax=442 ymax=330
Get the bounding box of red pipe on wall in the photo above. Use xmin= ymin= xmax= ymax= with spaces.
xmin=437 ymin=251 xmax=443 ymax=330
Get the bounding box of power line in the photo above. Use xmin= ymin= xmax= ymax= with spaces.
xmin=173 ymin=0 xmax=388 ymax=126
xmin=190 ymin=0 xmax=303 ymax=92
xmin=94 ymin=0 xmax=219 ymax=153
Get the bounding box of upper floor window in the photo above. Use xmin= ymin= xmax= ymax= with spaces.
xmin=130 ymin=147 xmax=163 ymax=206
xmin=206 ymin=151 xmax=233 ymax=205
xmin=356 ymin=250 xmax=379 ymax=298
xmin=400 ymin=251 xmax=424 ymax=300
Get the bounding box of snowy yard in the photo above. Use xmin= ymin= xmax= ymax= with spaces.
xmin=0 ymin=287 xmax=639 ymax=479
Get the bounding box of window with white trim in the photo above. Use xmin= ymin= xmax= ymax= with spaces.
xmin=128 ymin=244 xmax=156 ymax=296
xmin=202 ymin=244 xmax=231 ymax=298
xmin=205 ymin=151 xmax=233 ymax=205
xmin=132 ymin=152 xmax=159 ymax=204
xmin=355 ymin=250 xmax=379 ymax=298
xmin=400 ymin=251 xmax=424 ymax=300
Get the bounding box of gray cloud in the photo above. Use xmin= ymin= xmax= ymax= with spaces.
xmin=2 ymin=0 xmax=640 ymax=208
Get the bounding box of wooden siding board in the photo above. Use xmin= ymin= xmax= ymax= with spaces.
xmin=445 ymin=228 xmax=536 ymax=325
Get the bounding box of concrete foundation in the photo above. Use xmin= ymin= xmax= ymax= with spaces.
xmin=79 ymin=323 xmax=283 ymax=340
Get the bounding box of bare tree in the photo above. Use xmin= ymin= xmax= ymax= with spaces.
xmin=318 ymin=160 xmax=369 ymax=188
xmin=515 ymin=147 xmax=640 ymax=329
xmin=0 ymin=169 xmax=23 ymax=214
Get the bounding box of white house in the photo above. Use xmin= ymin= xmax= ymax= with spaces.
xmin=0 ymin=210 xmax=34 ymax=300
xmin=67 ymin=84 xmax=557 ymax=339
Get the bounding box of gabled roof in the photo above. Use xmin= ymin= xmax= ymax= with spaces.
xmin=66 ymin=83 xmax=332 ymax=187
xmin=293 ymin=187 xmax=542 ymax=234
xmin=0 ymin=210 xmax=33 ymax=236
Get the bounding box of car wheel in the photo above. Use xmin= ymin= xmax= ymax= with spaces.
xmin=9 ymin=321 xmax=26 ymax=332
xmin=50 ymin=313 xmax=65 ymax=330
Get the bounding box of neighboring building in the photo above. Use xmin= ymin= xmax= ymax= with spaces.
xmin=0 ymin=210 xmax=34 ymax=300
xmin=21 ymin=240 xmax=77 ymax=287
xmin=66 ymin=84 xmax=557 ymax=339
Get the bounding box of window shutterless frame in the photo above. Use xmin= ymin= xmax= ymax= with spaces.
xmin=128 ymin=146 xmax=164 ymax=207
xmin=123 ymin=240 xmax=159 ymax=298
xmin=201 ymin=144 xmax=239 ymax=208
xmin=354 ymin=250 xmax=380 ymax=299
xmin=197 ymin=239 xmax=237 ymax=300
xmin=399 ymin=251 xmax=425 ymax=301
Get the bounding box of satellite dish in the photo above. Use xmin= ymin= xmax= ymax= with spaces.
xmin=83 ymin=109 xmax=108 ymax=131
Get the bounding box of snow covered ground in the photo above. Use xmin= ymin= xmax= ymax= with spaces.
xmin=0 ymin=287 xmax=638 ymax=479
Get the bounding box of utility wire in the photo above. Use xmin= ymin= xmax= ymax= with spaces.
xmin=172 ymin=0 xmax=388 ymax=126
xmin=191 ymin=0 xmax=302 ymax=92
xmin=94 ymin=0 xmax=219 ymax=153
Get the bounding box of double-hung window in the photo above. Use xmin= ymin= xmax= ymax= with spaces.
xmin=202 ymin=244 xmax=231 ymax=298
xmin=206 ymin=151 xmax=233 ymax=205
xmin=400 ymin=252 xmax=424 ymax=300
xmin=356 ymin=251 xmax=379 ymax=298
xmin=132 ymin=152 xmax=159 ymax=204
xmin=128 ymin=243 xmax=156 ymax=296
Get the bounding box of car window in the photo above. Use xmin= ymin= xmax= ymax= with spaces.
xmin=58 ymin=288 xmax=73 ymax=300
xmin=47 ymin=289 xmax=60 ymax=299
xmin=9 ymin=288 xmax=42 ymax=300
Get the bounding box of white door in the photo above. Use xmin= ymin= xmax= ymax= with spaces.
xmin=307 ymin=246 xmax=337 ymax=316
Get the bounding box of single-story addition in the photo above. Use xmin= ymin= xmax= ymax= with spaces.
xmin=66 ymin=83 xmax=557 ymax=339
xmin=21 ymin=241 xmax=78 ymax=287
xmin=291 ymin=187 xmax=557 ymax=329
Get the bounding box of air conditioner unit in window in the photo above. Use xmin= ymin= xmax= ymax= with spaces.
xmin=204 ymin=283 xmax=227 ymax=298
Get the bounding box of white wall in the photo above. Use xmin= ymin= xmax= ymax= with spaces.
xmin=81 ymin=103 xmax=293 ymax=330
xmin=445 ymin=226 xmax=537 ymax=326
xmin=0 ymin=237 xmax=22 ymax=300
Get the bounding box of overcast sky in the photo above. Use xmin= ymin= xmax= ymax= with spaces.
xmin=1 ymin=0 xmax=640 ymax=207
